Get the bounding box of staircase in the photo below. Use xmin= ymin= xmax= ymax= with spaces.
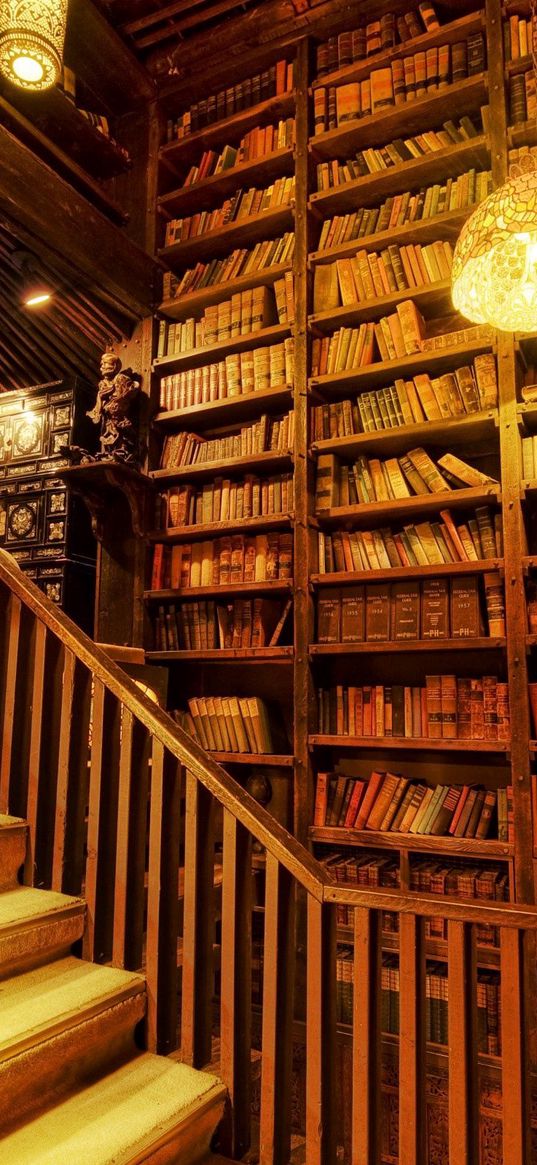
xmin=0 ymin=813 xmax=226 ymax=1164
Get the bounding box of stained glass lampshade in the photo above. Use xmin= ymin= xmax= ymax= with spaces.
xmin=0 ymin=0 xmax=68 ymax=90
xmin=452 ymin=166 xmax=537 ymax=333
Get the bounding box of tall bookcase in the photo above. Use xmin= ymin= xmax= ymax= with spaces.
xmin=143 ymin=2 xmax=537 ymax=1146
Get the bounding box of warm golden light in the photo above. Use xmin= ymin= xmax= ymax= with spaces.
xmin=0 ymin=0 xmax=68 ymax=90
xmin=452 ymin=169 xmax=537 ymax=333
xmin=25 ymin=291 xmax=51 ymax=307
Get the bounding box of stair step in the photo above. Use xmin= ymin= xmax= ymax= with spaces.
xmin=0 ymin=1052 xmax=226 ymax=1165
xmin=0 ymin=886 xmax=85 ymax=977
xmin=0 ymin=815 xmax=27 ymax=890
xmin=0 ymin=956 xmax=146 ymax=1130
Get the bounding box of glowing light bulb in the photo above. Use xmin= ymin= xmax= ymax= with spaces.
xmin=24 ymin=292 xmax=52 ymax=307
xmin=12 ymin=55 xmax=43 ymax=83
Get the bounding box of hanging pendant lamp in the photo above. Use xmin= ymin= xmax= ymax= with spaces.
xmin=0 ymin=0 xmax=69 ymax=90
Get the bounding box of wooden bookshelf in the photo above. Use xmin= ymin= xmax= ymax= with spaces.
xmin=159 ymin=204 xmax=294 ymax=267
xmin=310 ymin=638 xmax=506 ymax=655
xmin=153 ymin=385 xmax=293 ymax=429
xmin=310 ymin=826 xmax=513 ymax=858
xmin=151 ymin=449 xmax=293 ymax=483
xmin=312 ymin=560 xmax=504 ymax=586
xmin=309 ymin=278 xmax=452 ymax=332
xmin=209 ymin=751 xmax=294 ymax=767
xmin=310 ymin=340 xmax=496 ymax=394
xmin=159 ymin=91 xmax=296 ymax=168
xmin=145 ymin=579 xmax=293 ymax=600
xmin=160 ymin=261 xmax=292 ymax=321
xmin=153 ymin=323 xmax=291 ymax=373
xmin=316 ymin=486 xmax=502 ymax=527
xmin=146 ymin=647 xmax=293 ymax=661
xmin=310 ymin=206 xmax=474 ymax=266
xmin=159 ymin=146 xmax=295 ymax=214
xmin=148 ymin=512 xmax=294 ymax=543
xmin=309 ymin=735 xmax=510 ymax=754
xmin=6 ymin=83 xmax=131 ymax=181
xmin=311 ymin=411 xmax=498 ymax=458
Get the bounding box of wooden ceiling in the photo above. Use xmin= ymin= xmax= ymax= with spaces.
xmin=0 ymin=221 xmax=126 ymax=392
xmin=101 ymin=0 xmax=265 ymax=54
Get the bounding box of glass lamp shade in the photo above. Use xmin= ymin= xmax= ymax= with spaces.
xmin=452 ymin=168 xmax=537 ymax=333
xmin=0 ymin=0 xmax=68 ymax=90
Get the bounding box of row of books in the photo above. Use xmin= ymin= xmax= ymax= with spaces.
xmin=315 ymin=168 xmax=492 ymax=252
xmin=165 ymin=60 xmax=294 ymax=141
xmin=314 ymin=449 xmax=498 ymax=512
xmin=162 ymin=234 xmax=295 ymax=303
xmin=521 ymin=436 xmax=537 ymax=480
xmin=180 ymin=118 xmax=296 ymax=187
xmin=311 ymin=358 xmax=498 ymax=440
xmin=163 ymin=176 xmax=295 ymax=247
xmin=152 ymin=596 xmax=292 ymax=651
xmin=158 ymin=339 xmax=294 ymax=411
xmin=79 ymin=110 xmax=130 ymax=160
xmin=312 ymin=240 xmax=453 ymax=313
xmin=311 ymin=300 xmax=427 ymax=377
xmin=316 ymin=574 xmax=505 ymax=643
xmin=504 ymin=13 xmax=535 ymax=61
xmin=316 ymin=677 xmax=511 ymax=741
xmin=509 ymin=70 xmax=537 ymax=126
xmin=313 ymin=35 xmax=485 ymax=134
xmin=157 ymin=284 xmax=290 ymax=359
xmin=150 ymin=532 xmax=293 ymax=590
xmin=317 ymin=505 xmax=502 ymax=573
xmin=160 ymin=412 xmax=294 ymax=469
xmin=174 ymin=695 xmax=285 ymax=754
xmin=314 ymin=114 xmax=482 ymax=190
xmin=314 ymin=770 xmax=511 ymax=841
xmin=159 ymin=474 xmax=294 ymax=528
xmin=315 ymin=4 xmax=441 ymax=76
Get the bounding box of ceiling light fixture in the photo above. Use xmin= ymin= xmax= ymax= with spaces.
xmin=0 ymin=0 xmax=69 ymax=91
xmin=11 ymin=249 xmax=54 ymax=308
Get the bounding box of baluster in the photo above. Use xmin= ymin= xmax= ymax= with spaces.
xmin=24 ymin=620 xmax=47 ymax=884
xmin=51 ymin=652 xmax=92 ymax=894
xmin=84 ymin=682 xmax=122 ymax=962
xmin=352 ymin=907 xmax=381 ymax=1165
xmin=0 ymin=593 xmax=21 ymax=811
xmin=447 ymin=920 xmax=479 ymax=1165
xmin=146 ymin=740 xmax=181 ymax=1054
xmin=399 ymin=913 xmax=426 ymax=1165
xmin=259 ymin=853 xmax=295 ymax=1165
xmin=306 ymin=896 xmax=336 ymax=1165
xmin=113 ymin=712 xmax=151 ymax=970
xmin=181 ymin=769 xmax=215 ymax=1068
xmin=500 ymin=928 xmax=531 ymax=1165
xmin=219 ymin=810 xmax=252 ymax=1159
xmin=26 ymin=633 xmax=65 ymax=886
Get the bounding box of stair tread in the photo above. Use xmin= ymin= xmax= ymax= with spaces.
xmin=0 ymin=1052 xmax=225 ymax=1164
xmin=0 ymin=814 xmax=26 ymax=829
xmin=0 ymin=956 xmax=145 ymax=1058
xmin=0 ymin=886 xmax=84 ymax=931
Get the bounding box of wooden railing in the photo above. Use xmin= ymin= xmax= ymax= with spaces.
xmin=0 ymin=548 xmax=535 ymax=1164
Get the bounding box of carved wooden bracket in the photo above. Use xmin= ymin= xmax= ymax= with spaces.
xmin=58 ymin=462 xmax=154 ymax=542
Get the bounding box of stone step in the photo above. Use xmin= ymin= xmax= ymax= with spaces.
xmin=0 ymin=886 xmax=85 ymax=978
xmin=0 ymin=814 xmax=27 ymax=891
xmin=0 ymin=1052 xmax=226 ymax=1165
xmin=0 ymin=955 xmax=146 ymax=1132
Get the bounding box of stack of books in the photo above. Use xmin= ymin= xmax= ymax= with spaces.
xmin=158 ymin=338 xmax=294 ymax=410
xmin=316 ymin=573 xmax=505 ymax=642
xmin=152 ymin=595 xmax=292 ymax=650
xmin=315 ymin=4 xmax=442 ymax=76
xmin=317 ymin=505 xmax=502 ymax=572
xmin=162 ymin=233 xmax=295 ymax=300
xmin=321 ymin=851 xmax=399 ymax=928
xmin=311 ymin=298 xmax=427 ymax=375
xmin=157 ymin=284 xmax=287 ymax=358
xmin=163 ymin=176 xmax=295 ymax=246
xmin=166 ymin=60 xmax=294 ymax=140
xmin=313 ymin=239 xmax=453 ymax=311
xmin=503 ymin=12 xmax=535 ymax=61
xmin=179 ymin=118 xmax=296 ymax=185
xmin=311 ymin=356 xmax=498 ymax=437
xmin=315 ymin=448 xmax=499 ymax=511
xmin=159 ymin=411 xmax=294 ymax=468
xmin=314 ymin=769 xmax=512 ymax=839
xmin=158 ymin=473 xmax=294 ymax=528
xmin=173 ymin=695 xmax=287 ymax=754
xmin=410 ymin=858 xmax=509 ymax=942
xmin=316 ymin=168 xmax=493 ymax=251
xmin=316 ymin=676 xmax=511 ymax=740
xmin=521 ymin=436 xmax=537 ymax=479
xmin=509 ymin=71 xmax=537 ymax=125
xmin=151 ymin=531 xmax=293 ymax=588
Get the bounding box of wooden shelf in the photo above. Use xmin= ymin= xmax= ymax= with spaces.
xmin=508 ymin=118 xmax=537 ymax=150
xmin=159 ymin=91 xmax=296 ymax=168
xmin=526 ymin=635 xmax=537 ymax=648
xmin=310 ymin=207 xmax=472 ymax=266
xmin=310 ymin=826 xmax=513 ymax=858
xmin=159 ymin=205 xmax=294 ymax=267
xmin=310 ymin=340 xmax=496 ymax=395
xmin=310 ymin=279 xmax=452 ymax=332
xmin=312 ymin=411 xmax=498 ymax=459
xmin=312 ymin=12 xmax=484 ymax=91
xmin=153 ymin=323 xmax=291 ymax=374
xmin=4 ymin=84 xmax=131 ymax=181
xmin=311 ymin=560 xmax=504 ymax=586
xmin=505 ymin=53 xmax=532 ymax=78
xmin=147 ymin=512 xmax=294 ymax=544
xmin=309 ymin=735 xmax=510 ymax=754
xmin=153 ymin=385 xmax=292 ymax=429
xmin=146 ymin=647 xmax=293 ymax=661
xmin=316 ymin=486 xmax=502 ymax=527
xmin=159 ymin=261 xmax=292 ymax=322
xmin=159 ymin=146 xmax=295 ymax=214
xmin=310 ymin=638 xmax=505 ymax=656
xmin=151 ymin=449 xmax=293 ymax=484
xmin=310 ymin=135 xmax=490 ymax=217
xmin=522 ymin=479 xmax=537 ymax=497
xmin=211 ymin=751 xmax=294 ymax=766
xmin=523 ymin=556 xmax=537 ymax=572
xmin=145 ymin=579 xmax=293 ymax=600
xmin=309 ymin=75 xmax=488 ymax=161
xmin=336 ymin=926 xmax=502 ymax=969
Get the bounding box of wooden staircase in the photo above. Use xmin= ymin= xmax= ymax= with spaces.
xmin=0 ymin=814 xmax=226 ymax=1164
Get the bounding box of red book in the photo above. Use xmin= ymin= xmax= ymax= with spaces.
xmin=354 ymin=771 xmax=386 ymax=830
xmin=344 ymin=779 xmax=366 ymax=828
xmin=449 ymin=786 xmax=470 ymax=834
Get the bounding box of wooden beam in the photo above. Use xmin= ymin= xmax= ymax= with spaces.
xmin=66 ymin=0 xmax=155 ymax=111
xmin=0 ymin=124 xmax=158 ymax=320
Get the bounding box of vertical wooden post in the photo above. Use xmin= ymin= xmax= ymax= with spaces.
xmin=181 ymin=770 xmax=215 ymax=1067
xmin=399 ymin=913 xmax=426 ymax=1165
xmin=51 ymin=651 xmax=92 ymax=894
xmin=113 ymin=711 xmax=152 ymax=970
xmin=447 ymin=921 xmax=479 ymax=1165
xmin=500 ymin=928 xmax=531 ymax=1165
xmin=259 ymin=853 xmax=296 ymax=1165
xmin=306 ymin=896 xmax=336 ymax=1165
xmin=220 ymin=810 xmax=253 ymax=1159
xmin=0 ymin=592 xmax=21 ymax=812
xmin=352 ymin=907 xmax=381 ymax=1165
xmin=24 ymin=620 xmax=47 ymax=885
xmin=84 ymin=682 xmax=122 ymax=962
xmin=146 ymin=740 xmax=182 ymax=1053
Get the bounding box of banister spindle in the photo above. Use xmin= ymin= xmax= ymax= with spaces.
xmin=51 ymin=651 xmax=92 ymax=894
xmin=399 ymin=913 xmax=426 ymax=1165
xmin=181 ymin=769 xmax=215 ymax=1068
xmin=24 ymin=620 xmax=47 ymax=884
xmin=146 ymin=740 xmax=182 ymax=1053
xmin=306 ymin=896 xmax=337 ymax=1165
xmin=352 ymin=906 xmax=381 ymax=1165
xmin=447 ymin=920 xmax=479 ymax=1165
xmin=84 ymin=682 xmax=122 ymax=963
xmin=500 ymin=928 xmax=531 ymax=1165
xmin=0 ymin=592 xmax=21 ymax=812
xmin=259 ymin=852 xmax=295 ymax=1165
xmin=113 ymin=711 xmax=151 ymax=971
xmin=220 ymin=809 xmax=252 ymax=1159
